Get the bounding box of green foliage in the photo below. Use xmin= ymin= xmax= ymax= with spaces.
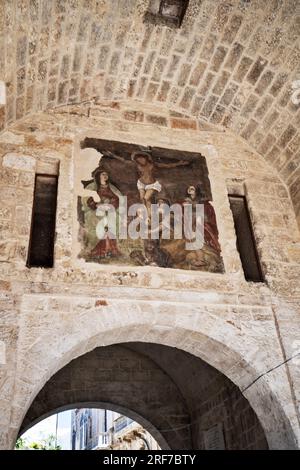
xmin=15 ymin=434 xmax=62 ymax=450
xmin=15 ymin=437 xmax=27 ymax=449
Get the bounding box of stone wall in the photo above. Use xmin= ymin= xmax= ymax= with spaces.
xmin=0 ymin=0 xmax=299 ymax=225
xmin=127 ymin=343 xmax=268 ymax=450
xmin=192 ymin=372 xmax=268 ymax=449
xmin=0 ymin=101 xmax=299 ymax=449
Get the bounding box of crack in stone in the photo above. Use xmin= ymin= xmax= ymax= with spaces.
xmin=242 ymin=353 xmax=300 ymax=393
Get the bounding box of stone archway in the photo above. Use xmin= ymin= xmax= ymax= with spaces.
xmin=1 ymin=102 xmax=299 ymax=451
xmin=9 ymin=298 xmax=299 ymax=450
xmin=19 ymin=343 xmax=268 ymax=450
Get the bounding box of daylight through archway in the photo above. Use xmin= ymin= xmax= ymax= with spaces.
xmin=18 ymin=407 xmax=160 ymax=451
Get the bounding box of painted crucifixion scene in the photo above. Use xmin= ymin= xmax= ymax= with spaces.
xmin=77 ymin=138 xmax=224 ymax=273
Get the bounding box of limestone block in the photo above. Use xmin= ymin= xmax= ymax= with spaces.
xmin=0 ymin=81 xmax=6 ymax=105
xmin=2 ymin=153 xmax=35 ymax=172
xmin=0 ymin=132 xmax=24 ymax=145
xmin=0 ymin=342 xmax=5 ymax=364
xmin=0 ymin=240 xmax=17 ymax=261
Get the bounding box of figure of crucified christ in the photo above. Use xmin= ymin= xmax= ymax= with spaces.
xmin=102 ymin=150 xmax=190 ymax=216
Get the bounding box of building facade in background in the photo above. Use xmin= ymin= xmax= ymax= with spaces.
xmin=71 ymin=409 xmax=159 ymax=450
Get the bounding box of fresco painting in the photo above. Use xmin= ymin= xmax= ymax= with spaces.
xmin=77 ymin=138 xmax=224 ymax=273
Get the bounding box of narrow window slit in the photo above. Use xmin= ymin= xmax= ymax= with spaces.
xmin=228 ymin=195 xmax=264 ymax=283
xmin=27 ymin=174 xmax=58 ymax=268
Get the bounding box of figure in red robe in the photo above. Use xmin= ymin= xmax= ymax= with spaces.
xmin=86 ymin=170 xmax=122 ymax=259
xmin=182 ymin=185 xmax=221 ymax=253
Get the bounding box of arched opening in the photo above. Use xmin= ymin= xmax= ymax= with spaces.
xmin=18 ymin=343 xmax=269 ymax=450
xmin=18 ymin=406 xmax=162 ymax=450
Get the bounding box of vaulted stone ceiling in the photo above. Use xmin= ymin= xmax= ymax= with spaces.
xmin=0 ymin=0 xmax=299 ymax=219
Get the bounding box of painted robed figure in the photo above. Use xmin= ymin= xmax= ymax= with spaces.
xmin=77 ymin=140 xmax=224 ymax=273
